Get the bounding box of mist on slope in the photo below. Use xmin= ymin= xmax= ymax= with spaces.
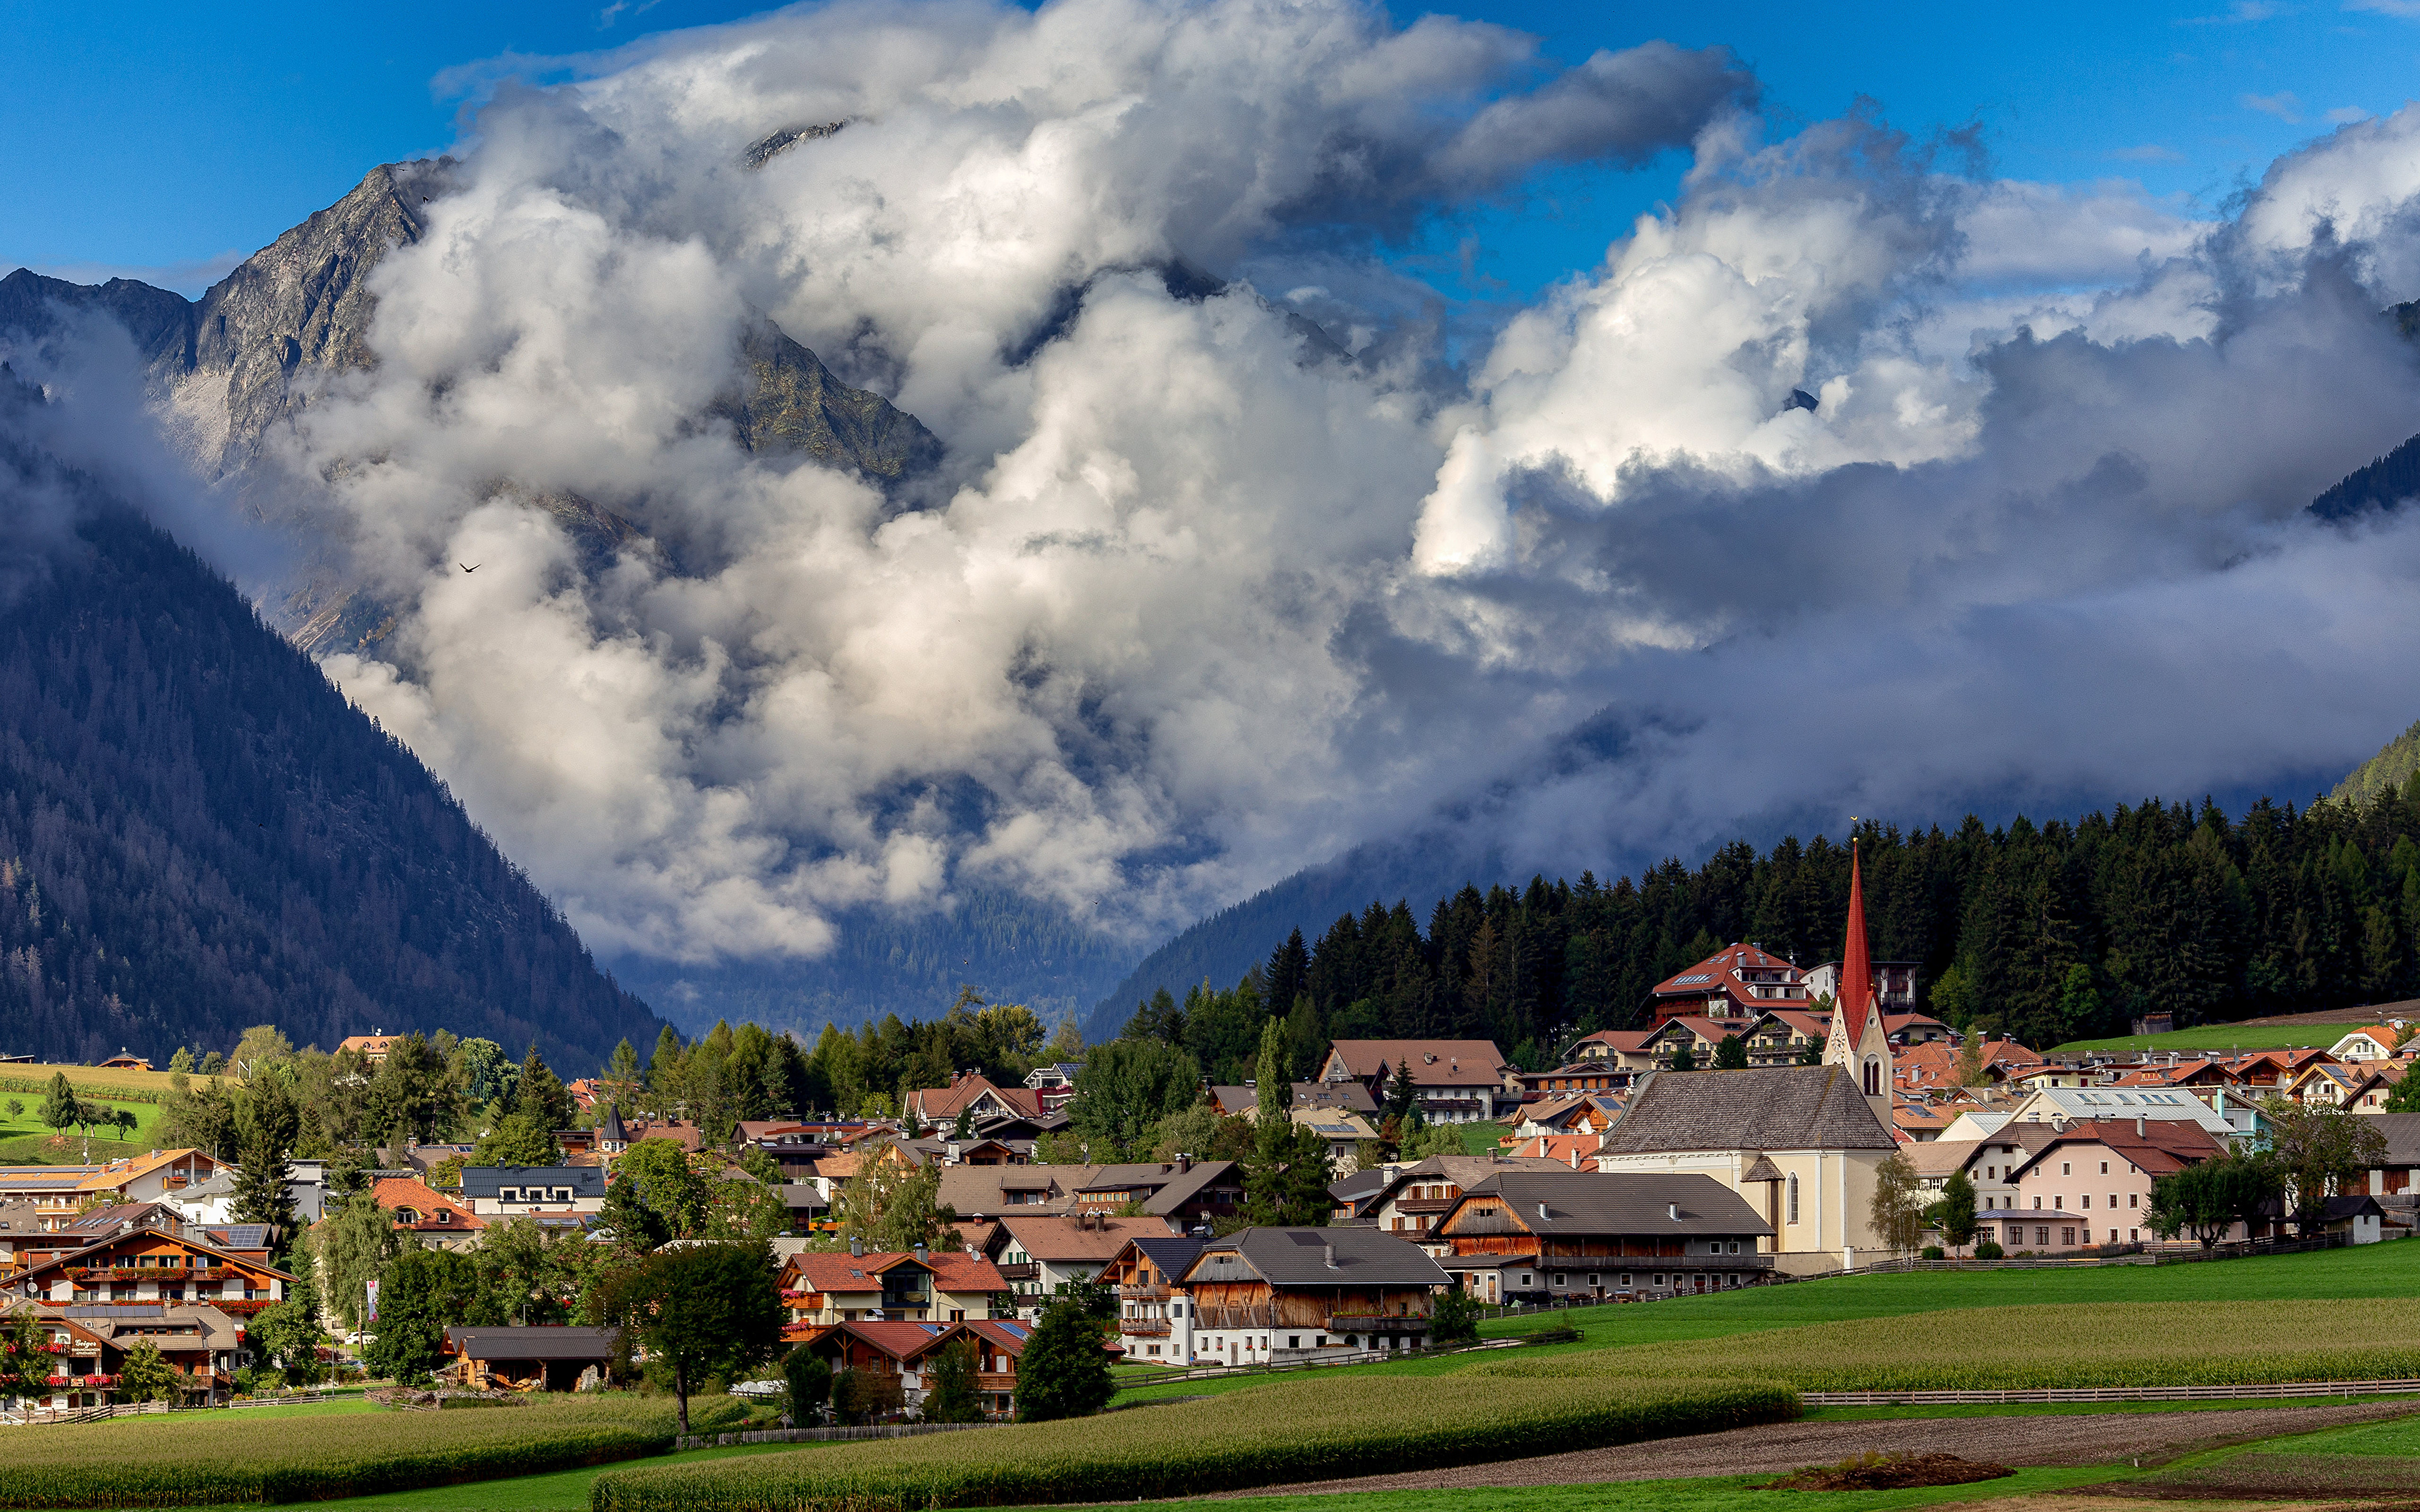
xmin=28 ymin=0 xmax=2420 ymax=1031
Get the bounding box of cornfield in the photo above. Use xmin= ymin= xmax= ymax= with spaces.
xmin=1472 ymin=1300 xmax=2420 ymax=1394
xmin=0 ymin=1397 xmax=678 ymax=1507
xmin=587 ymin=1374 xmax=1797 ymax=1512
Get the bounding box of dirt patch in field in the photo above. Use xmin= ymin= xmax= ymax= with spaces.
xmin=1760 ymin=1452 xmax=2012 ymax=1491
xmin=1196 ymin=1400 xmax=2420 ymax=1499
xmin=2078 ymin=1452 xmax=2420 ymax=1502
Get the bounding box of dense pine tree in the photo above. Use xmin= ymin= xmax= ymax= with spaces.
xmin=1117 ymin=788 xmax=2420 ymax=1062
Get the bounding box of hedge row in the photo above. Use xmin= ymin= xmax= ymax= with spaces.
xmin=0 ymin=1399 xmax=679 ymax=1507
xmin=1472 ymin=1299 xmax=2420 ymax=1393
xmin=589 ymin=1373 xmax=1797 ymax=1512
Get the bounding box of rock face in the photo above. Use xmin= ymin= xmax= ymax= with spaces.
xmin=2 ymin=159 xmax=940 ymax=483
xmin=716 ymin=322 xmax=945 ymax=480
xmin=182 ymin=159 xmax=449 ymax=473
xmin=3 ymin=159 xmax=944 ymax=658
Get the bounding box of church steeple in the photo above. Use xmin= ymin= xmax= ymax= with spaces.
xmin=1823 ymin=838 xmax=1893 ymax=1122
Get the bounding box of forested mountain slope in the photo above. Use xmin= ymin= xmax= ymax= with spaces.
xmin=1115 ymin=790 xmax=2420 ymax=1074
xmin=0 ymin=376 xmax=665 ymax=1068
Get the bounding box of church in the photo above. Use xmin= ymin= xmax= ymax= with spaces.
xmin=1593 ymin=843 xmax=1902 ymax=1273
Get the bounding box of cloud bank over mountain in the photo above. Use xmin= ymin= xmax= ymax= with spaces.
xmin=42 ymin=0 xmax=2420 ymax=1003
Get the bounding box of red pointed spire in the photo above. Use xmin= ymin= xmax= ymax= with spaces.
xmin=1841 ymin=839 xmax=1873 ymax=1029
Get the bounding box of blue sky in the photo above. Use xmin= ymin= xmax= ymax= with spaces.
xmin=4 ymin=0 xmax=2416 ymax=296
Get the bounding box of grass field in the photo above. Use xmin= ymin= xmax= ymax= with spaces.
xmin=1115 ymin=1240 xmax=2420 ymax=1403
xmin=0 ymin=1065 xmax=169 ymax=1164
xmin=2052 ymin=1021 xmax=2375 ymax=1054
xmin=0 ymin=1395 xmax=680 ymax=1506
xmin=1478 ymin=1299 xmax=2420 ymax=1391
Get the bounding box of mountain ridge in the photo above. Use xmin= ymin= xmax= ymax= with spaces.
xmin=0 ymin=370 xmax=667 ymax=1069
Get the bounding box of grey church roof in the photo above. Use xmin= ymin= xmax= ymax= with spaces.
xmin=1597 ymin=1067 xmax=1894 ymax=1154
xmin=1449 ymin=1171 xmax=1773 ymax=1237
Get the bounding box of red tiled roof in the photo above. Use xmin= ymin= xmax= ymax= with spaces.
xmin=370 ymin=1177 xmax=486 ymax=1232
xmin=1648 ymin=943 xmax=1809 ymax=1013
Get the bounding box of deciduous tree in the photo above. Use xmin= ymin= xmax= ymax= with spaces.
xmin=1867 ymin=1152 xmax=1928 ymax=1255
xmin=1013 ymin=1301 xmax=1113 ymax=1422
xmin=619 ymin=1243 xmax=785 ymax=1435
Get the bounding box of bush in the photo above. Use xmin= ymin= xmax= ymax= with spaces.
xmin=0 ymin=1397 xmax=675 ymax=1506
xmin=589 ymin=1373 xmax=1796 ymax=1512
xmin=1920 ymin=1246 xmax=1945 ymax=1261
xmin=1429 ymin=1286 xmax=1480 ymax=1345
xmin=1974 ymin=1240 xmax=2005 ymax=1259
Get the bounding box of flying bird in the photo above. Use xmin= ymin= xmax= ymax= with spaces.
xmin=459 ymin=563 xmax=481 ymax=573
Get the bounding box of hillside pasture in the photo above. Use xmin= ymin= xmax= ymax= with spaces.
xmin=2051 ymin=1022 xmax=2375 ymax=1053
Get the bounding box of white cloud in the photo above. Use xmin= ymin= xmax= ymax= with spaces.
xmin=91 ymin=0 xmax=2420 ymax=990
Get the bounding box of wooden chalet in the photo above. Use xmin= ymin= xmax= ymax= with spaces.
xmin=1100 ymin=1234 xmax=1206 ymax=1363
xmin=1429 ymin=1169 xmax=1773 ymax=1305
xmin=442 ymin=1326 xmax=620 ymax=1391
xmin=1175 ymin=1226 xmax=1450 ymax=1367
xmin=778 ymin=1246 xmax=1010 ymax=1329
xmin=1 ymin=1203 xmax=292 ymax=1316
xmin=785 ymin=1316 xmax=1055 ymax=1419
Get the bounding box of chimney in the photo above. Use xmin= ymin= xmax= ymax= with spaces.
xmin=1178 ymin=1154 xmax=1192 ymax=1173
xmin=1322 ymin=1240 xmax=1337 ymax=1269
xmin=2136 ymin=1117 xmax=2146 ymax=1138
xmin=1668 ymin=1203 xmax=1681 ymax=1221
xmin=914 ymin=1241 xmax=927 ymax=1261
xmin=850 ymin=1234 xmax=864 ymax=1257
xmin=1537 ymin=1202 xmax=1549 ymax=1222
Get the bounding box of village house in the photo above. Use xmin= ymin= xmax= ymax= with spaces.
xmin=1350 ymin=1153 xmax=1574 ymax=1238
xmin=905 ymin=1072 xmax=1047 ymax=1130
xmin=1800 ymin=959 xmax=1922 ymax=1017
xmin=985 ymin=1212 xmax=1175 ymax=1312
xmin=336 ymin=1033 xmax=401 ymax=1065
xmin=21 ymin=1302 xmax=248 ymax=1412
xmin=2344 ymin=1064 xmax=2409 ymax=1113
xmin=1431 ymin=1169 xmax=1774 ymax=1304
xmin=1317 ymin=1040 xmax=1509 ymax=1123
xmin=1994 ymin=1118 xmax=2230 ymax=1251
xmin=1568 ymin=1028 xmax=1660 ymax=1074
xmin=1649 ymin=943 xmax=1811 ymax=1020
xmin=1640 ymin=1015 xmax=1761 ymax=1068
xmin=1942 ymin=1085 xmax=2243 ymax=1144
xmin=1292 ymin=1108 xmax=1383 ymax=1172
xmin=369 ymin=1177 xmax=487 ymax=1251
xmin=785 ymin=1317 xmax=1048 ymax=1418
xmin=1101 ymin=1234 xmax=1207 ymax=1363
xmin=777 ymin=1244 xmax=1008 ymax=1327
xmin=441 ymin=1326 xmax=619 ymax=1391
xmin=1513 ymin=1063 xmax=1629 ymax=1096
xmin=1740 ymin=1010 xmax=1833 ymax=1067
xmin=1023 ymin=1063 xmax=1083 ymax=1111
xmin=1210 ymin=1080 xmax=1383 ymax=1120
xmin=1178 ymin=1226 xmax=1450 ymax=1366
xmin=458 ymin=1165 xmax=607 ymax=1217
xmin=2329 ymin=1025 xmax=2409 ymax=1063
xmin=2362 ymin=1113 xmax=2420 ymax=1196
xmin=2 ymin=1203 xmax=292 ymax=1317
